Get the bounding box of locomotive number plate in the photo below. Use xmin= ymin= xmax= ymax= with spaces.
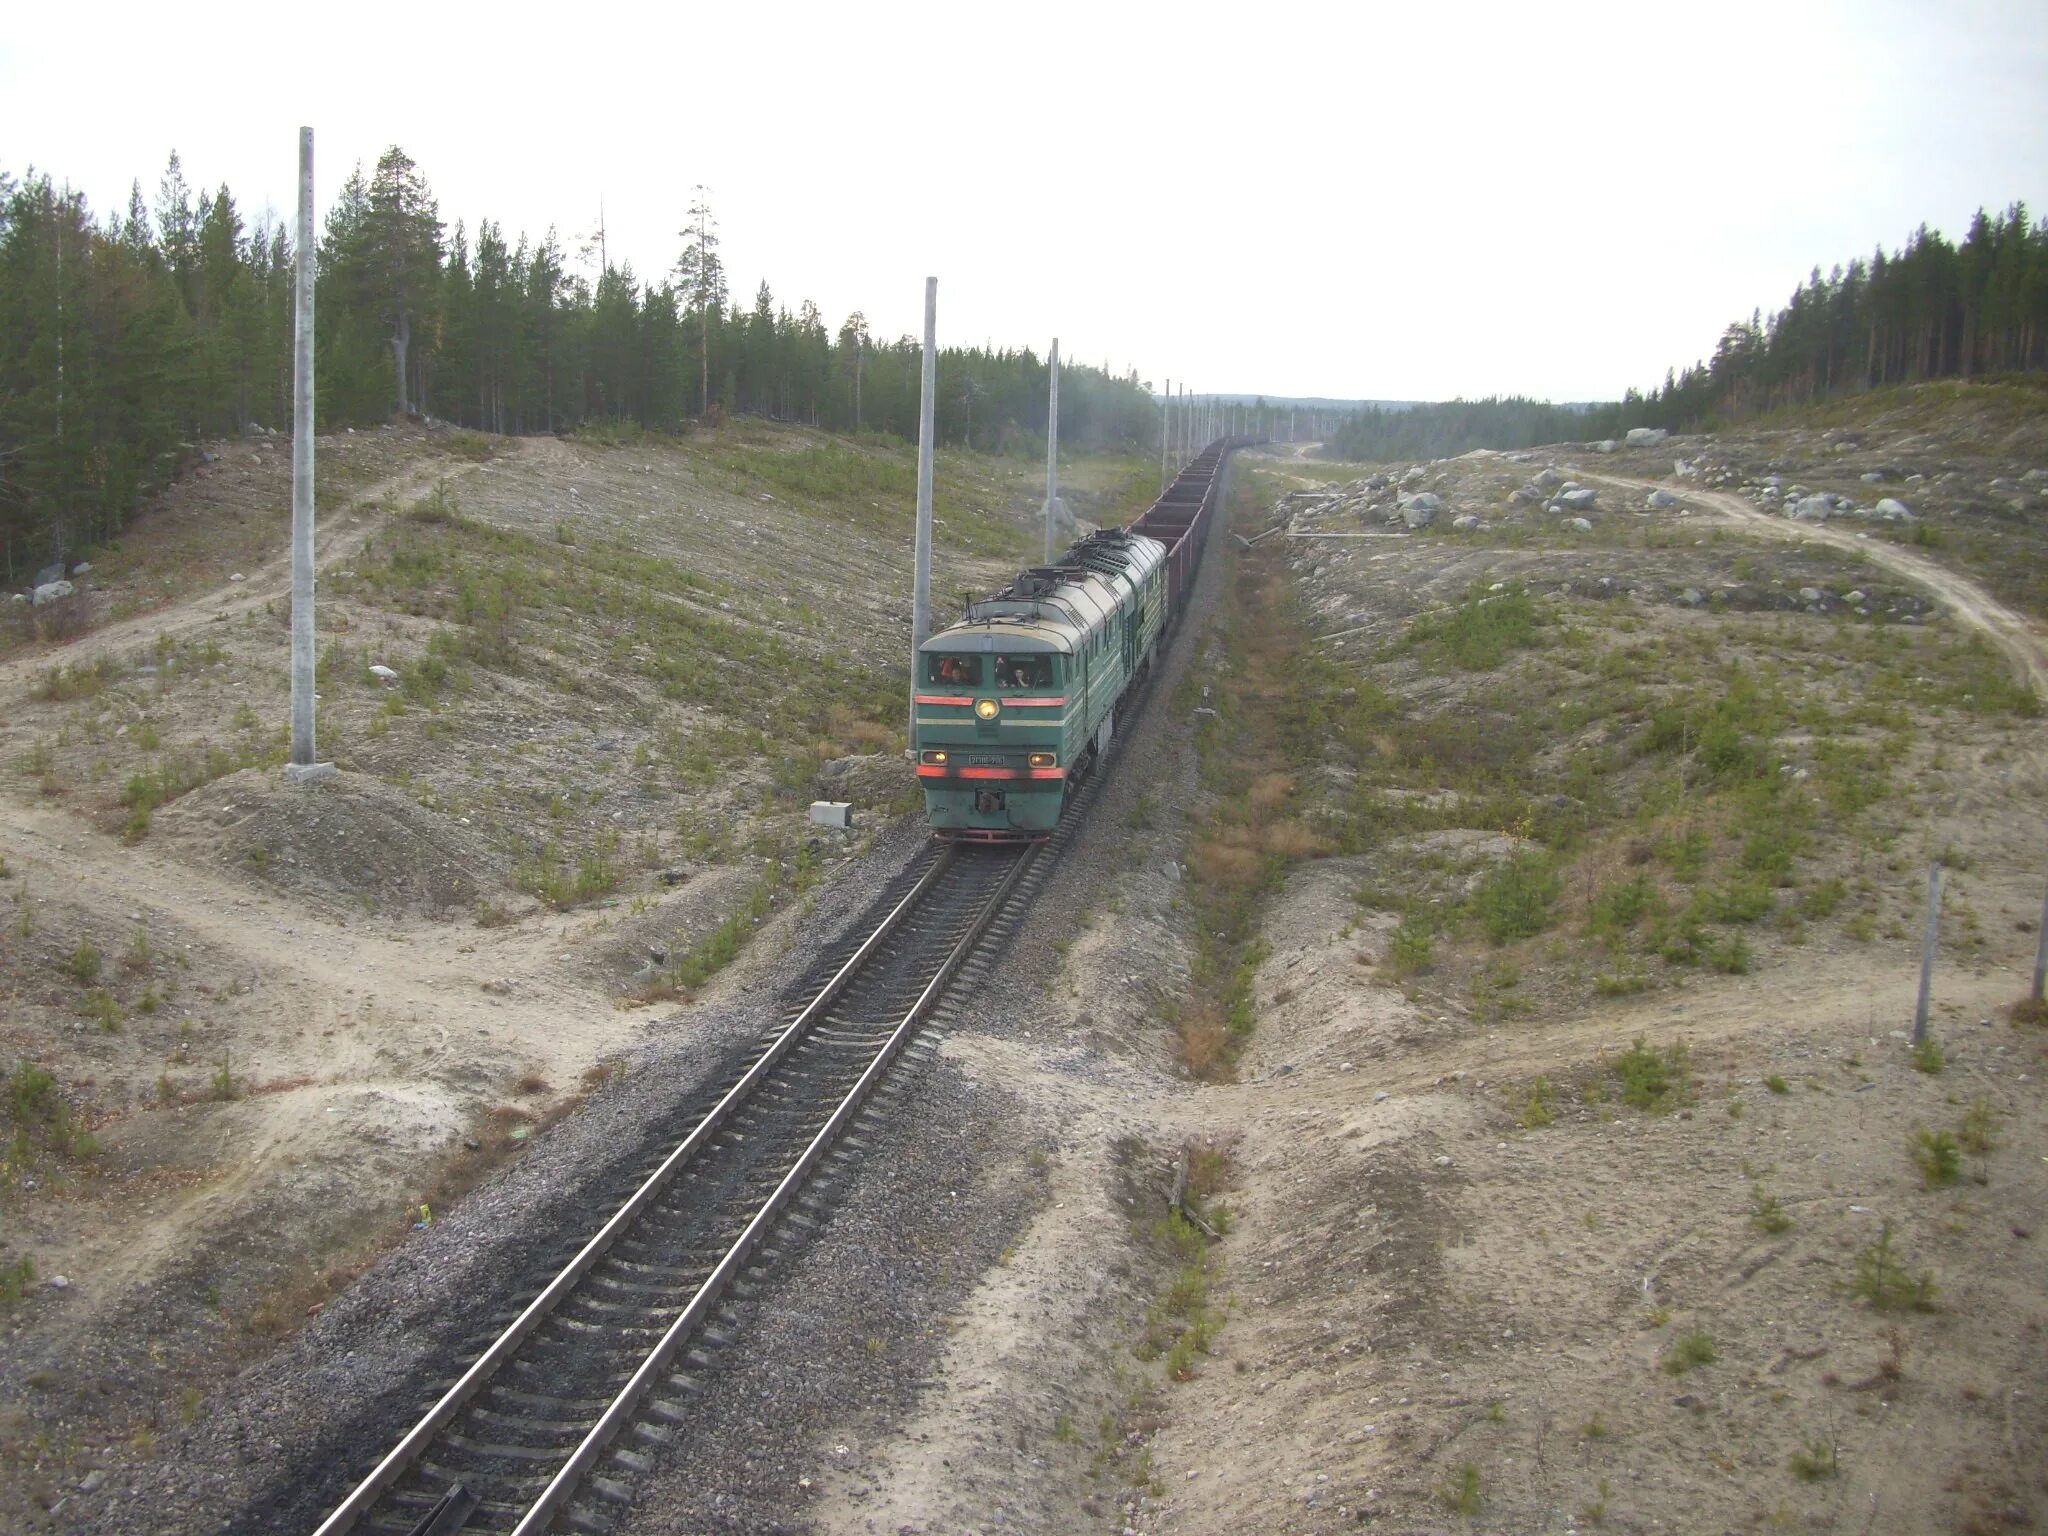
xmin=964 ymin=754 xmax=1009 ymax=767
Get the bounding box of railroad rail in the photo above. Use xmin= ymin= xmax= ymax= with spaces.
xmin=312 ymin=842 xmax=1031 ymax=1536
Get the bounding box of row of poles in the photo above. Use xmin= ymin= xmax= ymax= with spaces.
xmin=278 ymin=139 xmax=2048 ymax=1037
xmin=911 ymin=277 xmax=1261 ymax=735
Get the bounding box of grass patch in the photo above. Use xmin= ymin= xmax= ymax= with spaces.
xmin=515 ymin=831 xmax=621 ymax=911
xmin=1408 ymin=583 xmax=1543 ymax=670
xmin=1611 ymin=1037 xmax=1690 ymax=1114
xmin=0 ymin=1253 xmax=34 ymax=1306
xmin=1662 ymin=1328 xmax=1718 ymax=1375
xmin=32 ymin=656 xmax=118 ymax=701
xmin=1519 ymin=1077 xmax=1557 ymax=1129
xmin=4 ymin=1062 xmax=100 ymax=1173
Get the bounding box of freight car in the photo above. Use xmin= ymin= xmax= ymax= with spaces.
xmin=914 ymin=440 xmax=1234 ymax=840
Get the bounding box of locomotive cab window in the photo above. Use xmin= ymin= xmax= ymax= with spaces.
xmin=927 ymin=654 xmax=981 ymax=686
xmin=993 ymin=655 xmax=1052 ymax=689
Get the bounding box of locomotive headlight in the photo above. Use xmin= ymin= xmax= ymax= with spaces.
xmin=974 ymin=698 xmax=999 ymax=720
xmin=1027 ymin=752 xmax=1056 ymax=768
xmin=920 ymin=750 xmax=949 ymax=765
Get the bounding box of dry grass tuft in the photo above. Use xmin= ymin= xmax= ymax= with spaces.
xmin=1248 ymin=771 xmax=1296 ymax=813
xmin=1178 ymin=1004 xmax=1231 ymax=1080
xmin=1189 ymin=838 xmax=1266 ymax=893
xmin=1260 ymin=818 xmax=1331 ymax=861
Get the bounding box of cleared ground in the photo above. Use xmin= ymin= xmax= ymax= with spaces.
xmin=6 ymin=388 xmax=2045 ymax=1536
xmin=0 ymin=418 xmax=1157 ymax=1526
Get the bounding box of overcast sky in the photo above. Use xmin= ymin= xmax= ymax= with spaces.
xmin=5 ymin=1 xmax=2044 ymax=403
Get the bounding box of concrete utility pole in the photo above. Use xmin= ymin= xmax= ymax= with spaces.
xmin=287 ymin=126 xmax=327 ymax=779
xmin=910 ymin=276 xmax=937 ymax=750
xmin=1159 ymin=377 xmax=1171 ymax=491
xmin=1043 ymin=338 xmax=1060 ymax=561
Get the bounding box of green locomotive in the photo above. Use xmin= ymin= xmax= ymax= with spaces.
xmin=915 ymin=530 xmax=1167 ymax=839
xmin=915 ymin=441 xmax=1231 ymax=840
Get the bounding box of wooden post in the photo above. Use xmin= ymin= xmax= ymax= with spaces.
xmin=1913 ymin=862 xmax=1944 ymax=1044
xmin=2031 ymin=875 xmax=2048 ymax=1004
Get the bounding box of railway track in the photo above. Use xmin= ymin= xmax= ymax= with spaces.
xmin=306 ymin=458 xmax=1210 ymax=1536
xmin=311 ymin=840 xmax=1032 ymax=1536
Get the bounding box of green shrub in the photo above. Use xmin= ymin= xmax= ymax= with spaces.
xmin=1750 ymin=1185 xmax=1793 ymax=1234
xmin=1911 ymin=1128 xmax=1961 ymax=1187
xmin=4 ymin=1062 xmax=99 ymax=1162
xmin=1612 ymin=1037 xmax=1690 ymax=1113
xmin=1473 ymin=852 xmax=1560 ymax=943
xmin=1439 ymin=1462 xmax=1483 ymax=1516
xmin=1595 ymin=969 xmax=1650 ymax=996
xmin=1387 ymin=916 xmax=1434 ymax=976
xmin=1588 ymin=875 xmax=1657 ymax=939
xmin=65 ymin=939 xmax=102 ymax=983
xmin=1698 ymin=878 xmax=1774 ymax=924
xmin=1910 ymin=1035 xmax=1944 ymax=1075
xmin=1788 ymin=1437 xmax=1839 ymax=1482
xmin=1705 ymin=934 xmax=1753 ymax=974
xmin=1662 ymin=1328 xmax=1718 ymax=1374
xmin=1798 ymin=878 xmax=1846 ymax=918
xmin=80 ymin=989 xmax=124 ymax=1032
xmin=1850 ymin=1222 xmax=1937 ymax=1311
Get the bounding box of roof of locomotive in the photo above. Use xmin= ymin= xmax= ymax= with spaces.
xmin=919 ymin=530 xmax=1166 ymax=657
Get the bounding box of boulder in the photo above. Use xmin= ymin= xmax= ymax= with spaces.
xmin=368 ymin=664 xmax=399 ymax=682
xmin=1531 ymin=468 xmax=1564 ymax=493
xmin=1645 ymin=489 xmax=1679 ymax=510
xmin=1624 ymin=426 xmax=1668 ymax=447
xmin=1565 ymin=517 xmax=1595 ymax=533
xmin=1799 ymin=586 xmax=1826 ymax=604
xmin=69 ymin=561 xmax=92 ymax=576
xmin=1674 ymin=459 xmax=1697 ymax=479
xmin=1593 ymin=440 xmax=1618 ymax=454
xmin=32 ymin=579 xmax=75 ymax=606
xmin=1678 ymin=588 xmax=1705 ymax=607
xmin=1451 ymin=514 xmax=1482 ymax=531
xmin=1874 ymin=497 xmax=1913 ymax=519
xmin=1790 ymin=495 xmax=1833 ymax=521
xmin=1400 ymin=492 xmax=1441 ymax=528
xmin=816 ymin=752 xmax=917 ymax=808
xmin=1560 ymin=487 xmax=1598 ymax=510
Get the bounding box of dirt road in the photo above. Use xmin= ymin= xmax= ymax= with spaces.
xmin=1590 ymin=471 xmax=2048 ymax=699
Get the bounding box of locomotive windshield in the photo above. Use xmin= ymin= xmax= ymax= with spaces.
xmin=993 ymin=655 xmax=1053 ymax=689
xmin=926 ymin=654 xmax=982 ymax=686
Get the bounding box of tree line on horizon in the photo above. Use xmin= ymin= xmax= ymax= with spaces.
xmin=0 ymin=148 xmax=1155 ymax=581
xmin=1325 ymin=202 xmax=2048 ymax=463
